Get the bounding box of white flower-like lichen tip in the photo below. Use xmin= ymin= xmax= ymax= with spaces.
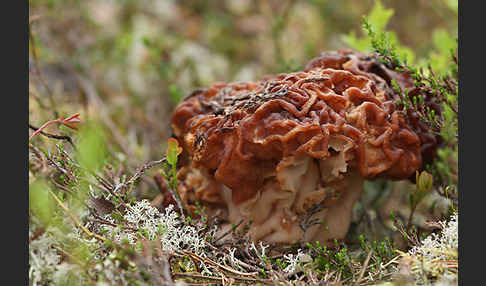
xmin=283 ymin=249 xmax=307 ymax=274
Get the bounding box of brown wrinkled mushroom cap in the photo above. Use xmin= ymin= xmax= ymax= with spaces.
xmin=170 ymin=49 xmax=439 ymax=245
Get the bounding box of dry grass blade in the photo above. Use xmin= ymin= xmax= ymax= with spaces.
xmin=212 ymin=219 xmax=244 ymax=244
xmin=181 ymin=251 xmax=259 ymax=277
xmin=48 ymin=188 xmax=106 ymax=242
xmin=355 ymin=250 xmax=373 ymax=285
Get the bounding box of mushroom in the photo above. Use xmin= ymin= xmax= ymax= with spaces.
xmin=170 ymin=49 xmax=440 ymax=245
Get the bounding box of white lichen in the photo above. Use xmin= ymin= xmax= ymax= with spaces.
xmin=51 ymin=263 xmax=85 ymax=286
xmin=227 ymin=247 xmax=244 ymax=270
xmin=401 ymin=212 xmax=458 ymax=285
xmin=102 ymin=200 xmax=206 ymax=254
xmin=283 ymin=248 xmax=310 ymax=274
xmin=409 ymin=212 xmax=458 ymax=260
xmin=29 ymin=230 xmax=61 ymax=286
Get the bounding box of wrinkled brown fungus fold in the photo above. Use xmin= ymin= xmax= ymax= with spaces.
xmin=170 ymin=49 xmax=440 ymax=245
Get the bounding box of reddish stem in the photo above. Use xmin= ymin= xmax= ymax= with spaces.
xmin=29 ymin=113 xmax=81 ymax=141
xmin=29 ymin=118 xmax=62 ymax=141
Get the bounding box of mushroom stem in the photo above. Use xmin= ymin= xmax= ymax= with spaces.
xmin=311 ymin=172 xmax=364 ymax=245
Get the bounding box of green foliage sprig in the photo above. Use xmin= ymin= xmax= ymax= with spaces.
xmin=361 ymin=7 xmax=458 ymax=223
xmin=362 ymin=15 xmax=458 ymax=141
xmin=160 ymin=138 xmax=186 ymax=219
xmin=343 ymin=0 xmax=415 ymax=64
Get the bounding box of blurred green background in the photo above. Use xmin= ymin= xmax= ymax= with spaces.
xmin=29 ymin=0 xmax=457 ymax=158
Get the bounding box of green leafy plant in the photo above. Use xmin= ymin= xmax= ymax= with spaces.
xmin=407 ymin=171 xmax=433 ymax=230
xmin=359 ymin=5 xmax=458 ymax=199
xmin=160 ymin=138 xmax=186 ymax=218
xmin=29 ymin=180 xmax=57 ymax=228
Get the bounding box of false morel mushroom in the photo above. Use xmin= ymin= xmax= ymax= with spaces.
xmin=170 ymin=49 xmax=440 ymax=245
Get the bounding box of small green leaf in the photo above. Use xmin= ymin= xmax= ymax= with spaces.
xmin=416 ymin=170 xmax=433 ymax=194
xmin=29 ymin=180 xmax=56 ymax=227
xmin=76 ymin=121 xmax=108 ymax=172
xmin=367 ymin=0 xmax=394 ymax=32
xmin=166 ymin=138 xmax=182 ymax=166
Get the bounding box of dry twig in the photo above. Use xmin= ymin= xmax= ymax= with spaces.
xmin=29 ymin=123 xmax=75 ymax=147
xmin=48 ymin=188 xmax=106 ymax=242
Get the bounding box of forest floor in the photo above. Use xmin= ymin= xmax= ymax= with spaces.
xmin=28 ymin=1 xmax=458 ymax=285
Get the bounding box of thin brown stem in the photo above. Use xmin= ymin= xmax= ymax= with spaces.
xmin=212 ymin=219 xmax=244 ymax=244
xmin=29 ymin=124 xmax=75 ymax=147
xmin=86 ymin=217 xmax=138 ymax=232
xmin=48 ymin=188 xmax=106 ymax=242
xmin=407 ymin=203 xmax=418 ymax=233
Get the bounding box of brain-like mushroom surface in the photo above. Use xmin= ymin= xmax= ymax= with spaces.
xmin=171 ymin=49 xmax=440 ymax=245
